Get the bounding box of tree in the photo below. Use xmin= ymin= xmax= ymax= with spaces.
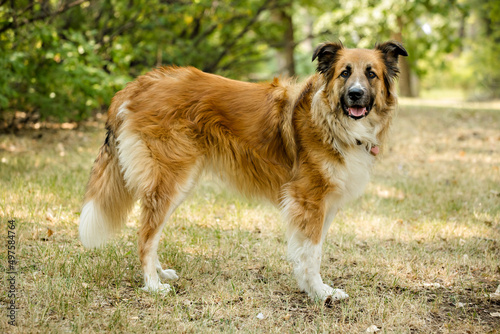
xmin=465 ymin=0 xmax=500 ymax=98
xmin=0 ymin=0 xmax=287 ymax=126
xmin=273 ymin=1 xmax=296 ymax=76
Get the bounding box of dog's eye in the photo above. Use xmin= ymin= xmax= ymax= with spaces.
xmin=368 ymin=71 xmax=377 ymax=79
xmin=340 ymin=70 xmax=350 ymax=78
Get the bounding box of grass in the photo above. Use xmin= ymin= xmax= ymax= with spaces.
xmin=1 ymin=104 xmax=499 ymax=333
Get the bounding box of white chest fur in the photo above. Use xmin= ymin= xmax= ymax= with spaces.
xmin=321 ymin=146 xmax=375 ymax=208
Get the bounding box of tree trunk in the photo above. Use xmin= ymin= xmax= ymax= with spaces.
xmin=398 ymin=55 xmax=413 ymax=97
xmin=275 ymin=3 xmax=295 ymax=76
xmin=392 ymin=16 xmax=414 ymax=97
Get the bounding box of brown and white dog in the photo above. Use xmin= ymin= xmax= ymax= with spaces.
xmin=79 ymin=41 xmax=407 ymax=302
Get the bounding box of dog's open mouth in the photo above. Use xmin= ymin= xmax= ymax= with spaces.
xmin=342 ymin=102 xmax=371 ymax=120
xmin=348 ymin=106 xmax=367 ymax=118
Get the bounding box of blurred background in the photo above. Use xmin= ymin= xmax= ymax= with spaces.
xmin=1 ymin=0 xmax=499 ymax=126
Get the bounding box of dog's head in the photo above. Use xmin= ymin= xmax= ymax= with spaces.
xmin=312 ymin=41 xmax=408 ymax=120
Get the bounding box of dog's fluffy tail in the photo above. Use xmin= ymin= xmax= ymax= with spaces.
xmin=79 ymin=125 xmax=134 ymax=248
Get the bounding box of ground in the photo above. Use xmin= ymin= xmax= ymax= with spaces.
xmin=0 ymin=102 xmax=499 ymax=333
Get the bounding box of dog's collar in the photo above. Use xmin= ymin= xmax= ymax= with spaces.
xmin=356 ymin=140 xmax=379 ymax=156
xmin=370 ymin=145 xmax=379 ymax=155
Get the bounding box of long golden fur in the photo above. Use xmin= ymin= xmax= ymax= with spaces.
xmin=80 ymin=41 xmax=408 ymax=301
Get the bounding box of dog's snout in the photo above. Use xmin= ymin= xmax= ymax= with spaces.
xmin=348 ymin=87 xmax=364 ymax=100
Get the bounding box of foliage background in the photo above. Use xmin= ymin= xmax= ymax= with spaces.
xmin=1 ymin=0 xmax=499 ymax=124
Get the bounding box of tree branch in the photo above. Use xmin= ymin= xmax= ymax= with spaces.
xmin=0 ymin=0 xmax=86 ymax=34
xmin=293 ymin=29 xmax=333 ymax=48
xmin=191 ymin=13 xmax=248 ymax=47
xmin=203 ymin=0 xmax=271 ymax=73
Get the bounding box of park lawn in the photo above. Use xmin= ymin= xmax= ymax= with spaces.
xmin=1 ymin=105 xmax=499 ymax=333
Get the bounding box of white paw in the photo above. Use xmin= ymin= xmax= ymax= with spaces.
xmin=316 ymin=284 xmax=349 ymax=302
xmin=141 ymin=283 xmax=172 ymax=294
xmin=330 ymin=288 xmax=349 ymax=300
xmin=158 ymin=269 xmax=178 ymax=280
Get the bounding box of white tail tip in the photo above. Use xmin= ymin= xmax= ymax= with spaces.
xmin=79 ymin=200 xmax=113 ymax=248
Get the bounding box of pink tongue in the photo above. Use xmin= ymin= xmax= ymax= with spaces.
xmin=348 ymin=107 xmax=367 ymax=117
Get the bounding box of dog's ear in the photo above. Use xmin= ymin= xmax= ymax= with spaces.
xmin=375 ymin=41 xmax=408 ymax=80
xmin=312 ymin=42 xmax=343 ymax=74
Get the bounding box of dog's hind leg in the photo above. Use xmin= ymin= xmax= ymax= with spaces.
xmin=138 ymin=202 xmax=173 ymax=293
xmin=156 ymin=258 xmax=178 ymax=280
xmin=138 ymin=202 xmax=177 ymax=293
xmin=138 ymin=162 xmax=200 ymax=293
xmin=116 ymin=118 xmax=202 ymax=293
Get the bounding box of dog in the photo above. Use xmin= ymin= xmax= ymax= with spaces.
xmin=79 ymin=41 xmax=407 ymax=302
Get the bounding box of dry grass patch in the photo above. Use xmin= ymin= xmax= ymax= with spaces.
xmin=1 ymin=105 xmax=499 ymax=333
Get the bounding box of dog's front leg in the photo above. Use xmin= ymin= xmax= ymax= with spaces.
xmin=283 ymin=192 xmax=349 ymax=302
xmin=287 ymin=227 xmax=349 ymax=302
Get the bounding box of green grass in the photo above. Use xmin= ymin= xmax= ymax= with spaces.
xmin=1 ymin=105 xmax=499 ymax=333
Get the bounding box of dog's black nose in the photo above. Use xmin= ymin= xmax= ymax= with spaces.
xmin=348 ymin=87 xmax=364 ymax=100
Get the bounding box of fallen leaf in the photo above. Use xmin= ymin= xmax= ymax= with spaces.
xmin=366 ymin=325 xmax=380 ymax=333
xmin=256 ymin=313 xmax=265 ymax=320
xmin=47 ymin=228 xmax=54 ymax=238
xmin=491 ymin=312 xmax=500 ymax=317
xmin=489 ymin=284 xmax=500 ymax=299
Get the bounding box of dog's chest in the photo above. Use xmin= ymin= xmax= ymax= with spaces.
xmin=320 ymin=147 xmax=374 ymax=204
